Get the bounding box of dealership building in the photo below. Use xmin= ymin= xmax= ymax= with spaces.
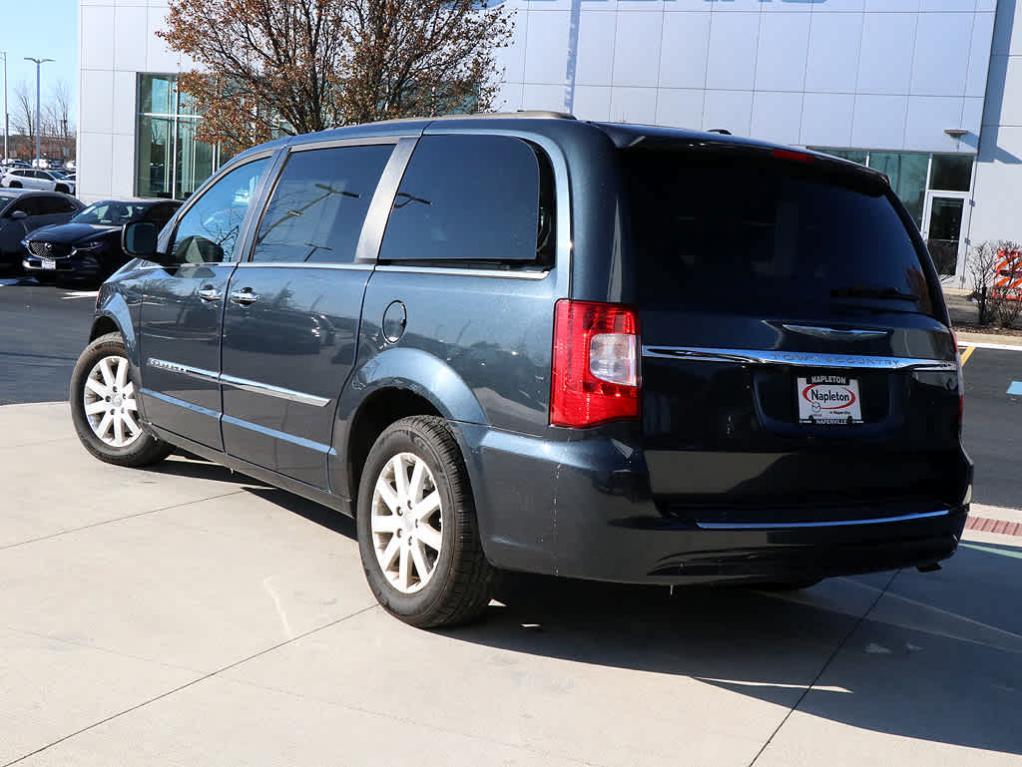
xmin=79 ymin=0 xmax=1022 ymax=284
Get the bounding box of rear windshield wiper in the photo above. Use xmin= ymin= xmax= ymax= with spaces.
xmin=830 ymin=286 xmax=920 ymax=302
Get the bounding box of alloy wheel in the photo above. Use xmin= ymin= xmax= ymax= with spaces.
xmin=82 ymin=355 xmax=143 ymax=448
xmin=370 ymin=452 xmax=444 ymax=594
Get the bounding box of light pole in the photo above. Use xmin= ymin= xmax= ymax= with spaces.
xmin=24 ymin=57 xmax=53 ymax=166
xmin=0 ymin=52 xmax=7 ymax=161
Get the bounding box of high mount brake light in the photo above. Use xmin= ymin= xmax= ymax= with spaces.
xmin=550 ymin=300 xmax=640 ymax=427
xmin=771 ymin=149 xmax=816 ymax=164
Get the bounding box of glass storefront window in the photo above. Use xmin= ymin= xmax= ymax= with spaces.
xmin=175 ymin=119 xmax=216 ymax=199
xmin=866 ymin=152 xmax=929 ymax=227
xmin=930 ymin=154 xmax=973 ymax=192
xmin=136 ymin=74 xmax=222 ymax=199
xmin=139 ymin=74 xmax=175 ymax=116
xmin=135 ymin=115 xmax=173 ymax=199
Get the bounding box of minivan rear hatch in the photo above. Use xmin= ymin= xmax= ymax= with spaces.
xmin=620 ymin=140 xmax=968 ymax=524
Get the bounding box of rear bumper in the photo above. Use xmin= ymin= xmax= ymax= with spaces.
xmin=456 ymin=423 xmax=970 ymax=585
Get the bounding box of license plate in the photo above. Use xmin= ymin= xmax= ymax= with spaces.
xmin=797 ymin=375 xmax=862 ymax=424
xmin=41 ymin=258 xmax=56 ymax=271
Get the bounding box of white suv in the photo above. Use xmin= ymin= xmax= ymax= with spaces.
xmin=2 ymin=168 xmax=75 ymax=195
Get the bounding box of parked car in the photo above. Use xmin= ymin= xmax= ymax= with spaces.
xmin=3 ymin=168 xmax=75 ymax=195
xmin=69 ymin=115 xmax=971 ymax=628
xmin=0 ymin=190 xmax=83 ymax=274
xmin=22 ymin=198 xmax=181 ymax=285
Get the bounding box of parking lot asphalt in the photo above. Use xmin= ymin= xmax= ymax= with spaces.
xmin=1 ymin=402 xmax=1021 ymax=766
xmin=1 ymin=277 xmax=1019 ymax=508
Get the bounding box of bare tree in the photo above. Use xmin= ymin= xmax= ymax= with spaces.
xmin=158 ymin=0 xmax=514 ymax=154
xmin=967 ymin=241 xmax=1000 ymax=326
xmin=11 ymin=81 xmax=35 ymax=151
xmin=43 ymin=80 xmax=74 ymax=139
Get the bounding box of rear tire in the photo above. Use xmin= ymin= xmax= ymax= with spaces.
xmin=70 ymin=332 xmax=173 ymax=468
xmin=356 ymin=416 xmax=495 ymax=628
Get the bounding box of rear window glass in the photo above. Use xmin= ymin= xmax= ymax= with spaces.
xmin=623 ymin=150 xmax=935 ymax=318
xmin=379 ymin=135 xmax=546 ymax=265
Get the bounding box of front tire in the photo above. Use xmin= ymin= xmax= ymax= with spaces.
xmin=9 ymin=181 xmax=21 ymax=188
xmin=70 ymin=332 xmax=172 ymax=467
xmin=356 ymin=416 xmax=495 ymax=628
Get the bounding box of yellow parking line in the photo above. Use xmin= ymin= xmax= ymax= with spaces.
xmin=960 ymin=345 xmax=976 ymax=366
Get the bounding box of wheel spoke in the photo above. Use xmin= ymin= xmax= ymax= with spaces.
xmin=122 ymin=381 xmax=135 ymax=397
xmin=99 ymin=358 xmax=115 ymax=387
xmin=85 ymin=400 xmax=108 ymax=415
xmin=371 ymin=513 xmax=401 ymax=534
xmin=408 ymin=459 xmax=426 ymax=504
xmin=409 ymin=539 xmax=431 ymax=582
xmin=411 ymin=491 xmax=440 ymax=521
xmin=416 ymin=522 xmax=442 ymax=552
xmin=398 ymin=543 xmax=411 ymax=590
xmin=379 ymin=535 xmax=400 ymax=570
xmin=113 ymin=414 xmax=125 ymax=445
xmin=95 ymin=412 xmax=113 ymax=439
xmin=391 ymin=455 xmax=409 ymax=502
xmin=123 ymin=398 xmax=139 ymax=412
xmin=114 ymin=358 xmax=128 ymax=389
xmin=121 ymin=410 xmax=142 ymax=436
xmin=85 ymin=378 xmax=108 ymax=397
xmin=374 ymin=477 xmax=399 ymax=514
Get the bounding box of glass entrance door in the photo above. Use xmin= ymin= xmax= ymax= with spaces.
xmin=922 ymin=195 xmax=966 ymax=277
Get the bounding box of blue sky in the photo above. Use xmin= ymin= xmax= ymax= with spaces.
xmin=1 ymin=0 xmax=78 ymax=115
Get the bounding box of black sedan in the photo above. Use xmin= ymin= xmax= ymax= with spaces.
xmin=0 ymin=191 xmax=83 ymax=274
xmin=22 ymin=199 xmax=181 ymax=285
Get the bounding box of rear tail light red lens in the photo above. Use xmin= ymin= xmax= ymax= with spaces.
xmin=550 ymin=299 xmax=640 ymax=427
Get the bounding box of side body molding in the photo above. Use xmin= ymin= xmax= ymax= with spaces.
xmin=329 ymin=346 xmax=489 ymax=499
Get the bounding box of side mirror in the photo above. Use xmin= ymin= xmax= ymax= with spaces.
xmin=122 ymin=221 xmax=167 ymax=262
xmin=10 ymin=210 xmax=27 ymax=220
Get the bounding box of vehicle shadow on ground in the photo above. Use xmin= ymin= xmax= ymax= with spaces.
xmin=450 ymin=548 xmax=1022 ymax=758
xmin=143 ymin=458 xmax=1022 ymax=757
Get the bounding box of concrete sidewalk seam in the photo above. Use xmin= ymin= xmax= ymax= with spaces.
xmin=746 ymin=568 xmax=901 ymax=767
xmin=0 ymin=489 xmax=247 ymax=553
xmin=0 ymin=603 xmax=380 ymax=767
xmin=0 ymin=436 xmax=75 ymax=452
xmin=0 ymin=624 xmax=203 ymax=677
xmin=216 ymin=673 xmax=610 ymax=767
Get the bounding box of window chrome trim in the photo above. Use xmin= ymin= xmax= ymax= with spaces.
xmin=695 ymin=509 xmax=950 ymax=531
xmin=641 ymin=346 xmax=957 ymax=372
xmin=147 ymin=358 xmax=330 ymax=407
xmin=236 ymin=262 xmax=373 ymax=271
xmin=374 ymin=264 xmax=551 ymax=281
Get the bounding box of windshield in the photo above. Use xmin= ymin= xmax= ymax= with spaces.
xmin=624 ymin=149 xmax=936 ymax=318
xmin=72 ymin=201 xmax=148 ymax=226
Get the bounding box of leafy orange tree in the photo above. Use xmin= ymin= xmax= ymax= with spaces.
xmin=159 ymin=0 xmax=515 ymax=154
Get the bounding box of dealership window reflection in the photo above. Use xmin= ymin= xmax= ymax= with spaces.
xmin=135 ymin=74 xmax=226 ymax=200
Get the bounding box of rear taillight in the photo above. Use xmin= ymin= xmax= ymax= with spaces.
xmin=550 ymin=299 xmax=640 ymax=427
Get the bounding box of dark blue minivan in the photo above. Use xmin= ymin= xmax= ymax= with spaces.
xmin=70 ymin=114 xmax=971 ymax=627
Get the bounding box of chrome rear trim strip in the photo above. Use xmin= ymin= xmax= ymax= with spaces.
xmin=147 ymin=358 xmax=330 ymax=407
xmin=220 ymin=373 xmax=330 ymax=408
xmin=641 ymin=346 xmax=957 ymax=372
xmin=695 ymin=509 xmax=950 ymax=531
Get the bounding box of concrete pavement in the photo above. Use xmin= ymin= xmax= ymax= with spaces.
xmin=2 ymin=402 xmax=1022 ymax=766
